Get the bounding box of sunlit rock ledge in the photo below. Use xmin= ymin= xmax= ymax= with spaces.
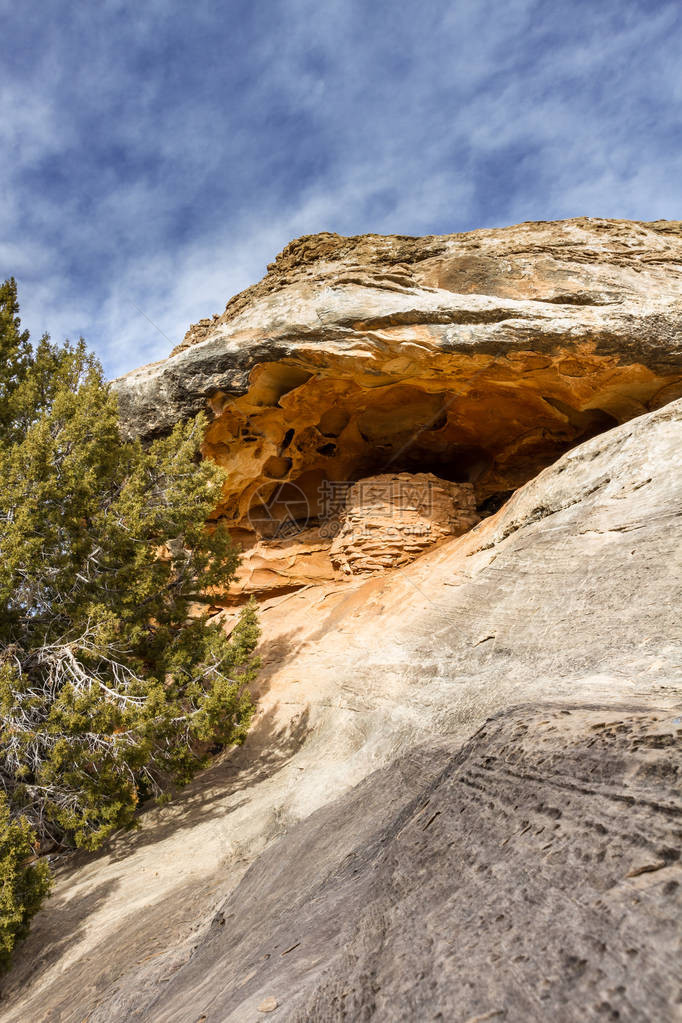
xmin=114 ymin=217 xmax=682 ymax=601
xmin=8 ymin=220 xmax=679 ymax=1022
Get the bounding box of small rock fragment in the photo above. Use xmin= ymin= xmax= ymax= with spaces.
xmin=626 ymin=859 xmax=667 ymax=878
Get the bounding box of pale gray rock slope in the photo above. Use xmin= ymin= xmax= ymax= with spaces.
xmin=3 ymin=400 xmax=680 ymax=1023
xmin=2 ymin=221 xmax=682 ymax=1021
xmin=114 ymin=705 xmax=682 ymax=1023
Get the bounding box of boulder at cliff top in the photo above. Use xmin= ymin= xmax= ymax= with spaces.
xmin=2 ymin=221 xmax=681 ymax=1022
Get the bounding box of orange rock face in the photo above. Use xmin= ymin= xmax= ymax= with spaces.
xmin=114 ymin=217 xmax=682 ymax=603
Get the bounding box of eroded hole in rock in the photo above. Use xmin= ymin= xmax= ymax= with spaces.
xmin=279 ymin=428 xmax=295 ymax=452
xmin=248 ymin=364 xmax=313 ymax=406
xmin=263 ymin=455 xmax=293 ymax=479
xmin=356 ymin=443 xmax=492 ymax=485
xmin=201 ymin=353 xmax=679 ymax=602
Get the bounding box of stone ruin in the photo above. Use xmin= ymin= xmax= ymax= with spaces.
xmin=329 ymin=472 xmax=479 ymax=576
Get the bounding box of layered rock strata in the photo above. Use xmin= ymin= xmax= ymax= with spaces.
xmin=113 ymin=217 xmax=682 ymax=600
xmin=329 ymin=472 xmax=478 ymax=575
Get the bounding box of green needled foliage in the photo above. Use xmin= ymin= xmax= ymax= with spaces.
xmin=0 ymin=278 xmax=32 ymax=446
xmin=0 ymin=795 xmax=51 ymax=970
xmin=0 ymin=279 xmax=260 ymax=964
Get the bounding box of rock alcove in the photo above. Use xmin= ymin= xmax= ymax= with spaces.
xmin=108 ymin=221 xmax=682 ymax=604
xmin=200 ymin=348 xmax=673 ymax=601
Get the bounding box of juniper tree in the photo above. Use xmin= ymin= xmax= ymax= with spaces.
xmin=0 ymin=277 xmax=32 ymax=444
xmin=0 ymin=793 xmax=51 ymax=970
xmin=0 ymin=278 xmax=259 ymax=865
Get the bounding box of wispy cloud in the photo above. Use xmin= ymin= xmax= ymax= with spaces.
xmin=1 ymin=0 xmax=680 ymax=377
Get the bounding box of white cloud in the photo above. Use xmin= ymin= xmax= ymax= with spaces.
xmin=2 ymin=0 xmax=681 ymax=377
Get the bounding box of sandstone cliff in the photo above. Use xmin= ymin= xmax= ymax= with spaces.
xmin=115 ymin=217 xmax=682 ymax=603
xmin=2 ymin=220 xmax=681 ymax=1022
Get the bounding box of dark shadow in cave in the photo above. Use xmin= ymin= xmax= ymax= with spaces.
xmin=256 ymin=391 xmax=625 ymax=532
xmin=355 ymin=442 xmax=493 ymax=484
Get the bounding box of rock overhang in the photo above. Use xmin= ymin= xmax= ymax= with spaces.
xmin=5 ymin=220 xmax=682 ymax=1023
xmin=112 ymin=218 xmax=682 ymax=598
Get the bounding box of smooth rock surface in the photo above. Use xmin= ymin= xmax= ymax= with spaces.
xmin=3 ymin=221 xmax=682 ymax=1021
xmin=118 ymin=704 xmax=682 ymax=1022
xmin=3 ymin=397 xmax=681 ymax=1023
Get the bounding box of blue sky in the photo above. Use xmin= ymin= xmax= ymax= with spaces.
xmin=2 ymin=0 xmax=681 ymax=378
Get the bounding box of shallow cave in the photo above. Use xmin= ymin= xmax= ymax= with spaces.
xmin=240 ymin=401 xmax=620 ymax=536
xmin=202 ymin=354 xmax=672 ymax=544
xmin=197 ymin=353 xmax=682 ymax=600
xmin=348 ymin=442 xmax=493 ymax=487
